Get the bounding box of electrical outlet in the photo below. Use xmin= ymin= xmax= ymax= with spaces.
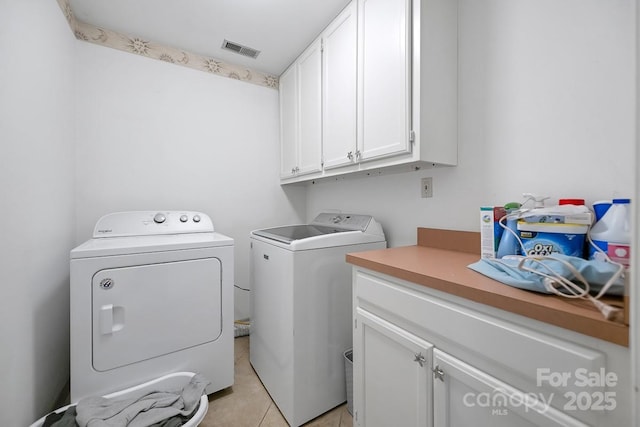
xmin=421 ymin=177 xmax=433 ymax=198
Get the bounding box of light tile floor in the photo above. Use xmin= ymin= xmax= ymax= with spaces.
xmin=201 ymin=336 xmax=353 ymax=427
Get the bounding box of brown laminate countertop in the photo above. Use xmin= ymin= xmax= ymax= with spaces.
xmin=346 ymin=228 xmax=629 ymax=347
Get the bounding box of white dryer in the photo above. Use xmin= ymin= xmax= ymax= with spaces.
xmin=70 ymin=211 xmax=234 ymax=402
xmin=249 ymin=213 xmax=386 ymax=426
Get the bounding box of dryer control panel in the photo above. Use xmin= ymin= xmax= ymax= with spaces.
xmin=93 ymin=211 xmax=214 ymax=237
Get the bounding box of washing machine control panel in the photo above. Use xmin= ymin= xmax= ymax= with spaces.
xmin=93 ymin=211 xmax=214 ymax=237
xmin=311 ymin=213 xmax=373 ymax=231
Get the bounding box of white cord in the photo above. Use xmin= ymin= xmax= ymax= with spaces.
xmin=517 ymin=256 xmax=590 ymax=298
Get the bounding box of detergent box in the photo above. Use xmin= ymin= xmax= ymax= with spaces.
xmin=517 ymin=221 xmax=588 ymax=258
xmin=480 ymin=206 xmax=506 ymax=259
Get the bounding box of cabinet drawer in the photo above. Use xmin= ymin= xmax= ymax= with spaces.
xmin=354 ymin=269 xmax=606 ymax=397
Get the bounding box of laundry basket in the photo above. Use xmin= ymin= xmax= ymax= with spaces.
xmin=30 ymin=372 xmax=208 ymax=427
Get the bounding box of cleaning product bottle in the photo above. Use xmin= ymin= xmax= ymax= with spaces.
xmin=559 ymin=198 xmax=585 ymax=206
xmin=592 ymin=200 xmax=612 ymax=222
xmin=496 ymin=202 xmax=522 ymax=258
xmin=589 ymin=198 xmax=631 ymax=267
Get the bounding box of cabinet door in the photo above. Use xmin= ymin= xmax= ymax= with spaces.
xmin=322 ymin=1 xmax=358 ymax=170
xmin=357 ymin=0 xmax=412 ymax=162
xmin=279 ymin=64 xmax=298 ymax=178
xmin=354 ymin=307 xmax=432 ymax=427
xmin=296 ymin=39 xmax=323 ymax=176
xmin=433 ymin=350 xmax=588 ymax=427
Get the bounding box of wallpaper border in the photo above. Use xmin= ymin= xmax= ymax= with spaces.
xmin=55 ymin=0 xmax=279 ymax=90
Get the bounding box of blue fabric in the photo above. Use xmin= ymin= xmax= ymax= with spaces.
xmin=468 ymin=254 xmax=624 ymax=295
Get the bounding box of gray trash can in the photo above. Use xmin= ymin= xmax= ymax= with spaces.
xmin=344 ymin=349 xmax=353 ymax=415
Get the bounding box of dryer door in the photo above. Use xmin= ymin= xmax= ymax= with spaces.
xmin=92 ymin=257 xmax=222 ymax=371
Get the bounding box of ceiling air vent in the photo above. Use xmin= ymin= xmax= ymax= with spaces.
xmin=221 ymin=39 xmax=261 ymax=59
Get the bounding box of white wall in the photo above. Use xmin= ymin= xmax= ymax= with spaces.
xmin=0 ymin=0 xmax=76 ymax=424
xmin=307 ymin=0 xmax=635 ymax=248
xmin=74 ymin=42 xmax=306 ymax=320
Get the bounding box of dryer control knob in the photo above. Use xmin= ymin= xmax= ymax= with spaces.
xmin=180 ymin=215 xmax=188 ymax=223
xmin=193 ymin=215 xmax=201 ymax=223
xmin=153 ymin=213 xmax=166 ymax=224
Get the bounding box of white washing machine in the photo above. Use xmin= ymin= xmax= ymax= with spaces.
xmin=70 ymin=211 xmax=234 ymax=402
xmin=249 ymin=213 xmax=386 ymax=426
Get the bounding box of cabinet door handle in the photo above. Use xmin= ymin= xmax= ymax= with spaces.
xmin=347 ymin=151 xmax=354 ymax=160
xmin=413 ymin=352 xmax=426 ymax=367
xmin=433 ymin=365 xmax=445 ymax=382
xmin=355 ymin=149 xmax=361 ymax=160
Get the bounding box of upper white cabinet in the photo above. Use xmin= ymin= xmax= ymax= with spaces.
xmin=280 ymin=0 xmax=458 ymax=183
xmin=357 ymin=0 xmax=412 ymax=162
xmin=322 ymin=1 xmax=358 ymax=170
xmin=297 ymin=40 xmax=323 ymax=176
xmin=279 ymin=40 xmax=323 ymax=179
xmin=279 ymin=65 xmax=298 ymax=177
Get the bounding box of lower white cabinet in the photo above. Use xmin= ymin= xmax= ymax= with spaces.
xmin=352 ymin=268 xmax=631 ymax=427
xmin=354 ymin=307 xmax=433 ymax=427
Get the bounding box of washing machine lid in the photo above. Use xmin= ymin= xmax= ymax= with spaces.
xmin=71 ymin=211 xmax=233 ymax=259
xmin=251 ymin=213 xmax=385 ymax=251
xmin=252 ymin=224 xmax=346 ymax=244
